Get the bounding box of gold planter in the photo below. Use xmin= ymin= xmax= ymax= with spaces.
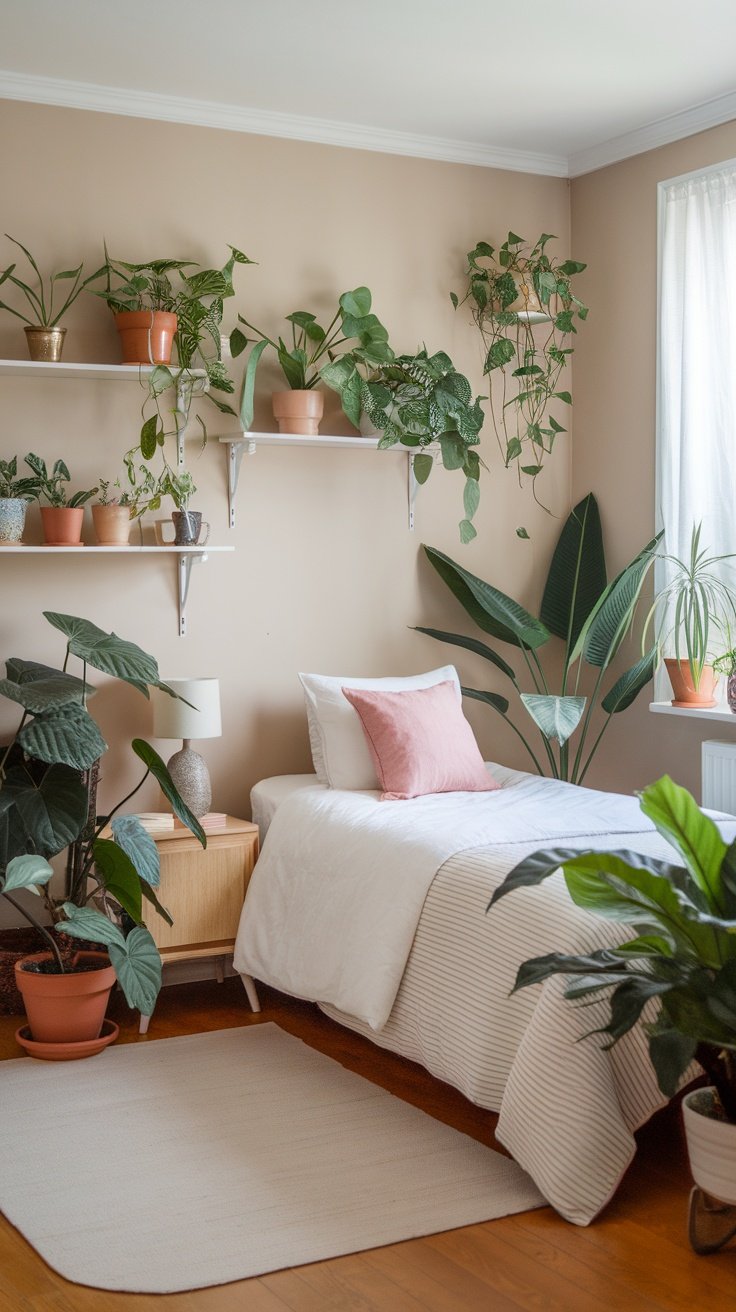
xmin=24 ymin=326 xmax=66 ymax=362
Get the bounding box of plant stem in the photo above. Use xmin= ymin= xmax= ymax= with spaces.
xmin=2 ymin=891 xmax=64 ymax=971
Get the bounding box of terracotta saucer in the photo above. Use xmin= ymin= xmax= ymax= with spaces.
xmin=14 ymin=1018 xmax=119 ymax=1061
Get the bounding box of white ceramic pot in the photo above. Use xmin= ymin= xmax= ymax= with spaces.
xmin=682 ymin=1087 xmax=736 ymax=1204
xmin=0 ymin=497 xmax=28 ymax=545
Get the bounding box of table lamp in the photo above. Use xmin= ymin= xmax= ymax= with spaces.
xmin=151 ymin=677 xmax=222 ymax=818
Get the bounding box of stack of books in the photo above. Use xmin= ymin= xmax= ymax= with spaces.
xmin=135 ymin=813 xmax=176 ymax=832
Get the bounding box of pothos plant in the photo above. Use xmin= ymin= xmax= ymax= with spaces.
xmin=326 ymin=348 xmax=485 ymax=543
xmin=0 ymin=613 xmax=205 ymax=1014
xmin=452 ymin=232 xmax=587 ymax=506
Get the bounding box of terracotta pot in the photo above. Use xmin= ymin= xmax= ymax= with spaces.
xmin=0 ymin=496 xmax=28 ymax=545
xmin=664 ymin=658 xmax=718 ymax=708
xmin=92 ymin=503 xmax=131 ymax=545
xmin=272 ymin=389 xmax=324 ymax=436
xmin=114 ymin=310 xmax=177 ymax=366
xmin=15 ymin=951 xmax=116 ymax=1045
xmin=24 ymin=326 xmax=66 ymax=362
xmin=40 ymin=505 xmax=85 ymax=546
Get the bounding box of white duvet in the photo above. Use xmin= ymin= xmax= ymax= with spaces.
xmin=234 ymin=766 xmax=736 ymax=1224
xmin=235 ymin=765 xmax=665 ymax=1030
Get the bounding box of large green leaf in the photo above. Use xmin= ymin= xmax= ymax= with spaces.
xmin=58 ymin=902 xmax=126 ymax=948
xmin=412 ymin=626 xmax=517 ymax=683
xmin=91 ymin=837 xmax=144 ymax=923
xmin=131 ymin=740 xmax=206 ymax=845
xmin=489 ymin=846 xmax=591 ymax=908
xmin=18 ymin=703 xmax=106 ymax=770
xmin=1 ymin=853 xmax=54 ymax=893
xmin=111 ymin=815 xmax=161 ymax=887
xmin=1 ymin=763 xmax=87 ymax=861
xmin=575 ymin=534 xmax=661 ymax=668
xmin=423 ymin=546 xmax=550 ymax=649
xmin=109 ymin=926 xmax=162 ymax=1014
xmin=520 ymin=694 xmax=586 ymax=745
xmin=1 ymin=660 xmax=94 ymax=711
xmin=238 ymin=337 xmax=269 ymax=431
xmin=42 ymin=613 xmax=162 ymax=696
xmin=539 ymin=493 xmax=607 ymax=651
xmin=648 ymin=1023 xmax=699 ymax=1097
xmin=638 ymin=775 xmax=728 ymax=916
xmin=460 ymin=686 xmax=511 ymax=715
xmin=600 ymin=646 xmax=658 ymax=714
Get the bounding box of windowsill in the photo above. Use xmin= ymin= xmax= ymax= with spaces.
xmin=650 ymin=700 xmax=736 ymax=724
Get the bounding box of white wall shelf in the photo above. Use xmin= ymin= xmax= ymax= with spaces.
xmin=650 ymin=700 xmax=736 ymax=725
xmin=0 ymin=359 xmax=206 ymax=382
xmin=218 ymin=431 xmax=429 ymax=530
xmin=2 ymin=545 xmax=234 ymax=638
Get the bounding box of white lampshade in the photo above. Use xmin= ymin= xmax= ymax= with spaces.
xmin=151 ymin=678 xmax=222 ymax=741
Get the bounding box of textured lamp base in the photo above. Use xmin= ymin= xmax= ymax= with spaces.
xmin=166 ymin=743 xmax=212 ymax=819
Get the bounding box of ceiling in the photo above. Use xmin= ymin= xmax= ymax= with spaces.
xmin=2 ymin=0 xmax=736 ymax=176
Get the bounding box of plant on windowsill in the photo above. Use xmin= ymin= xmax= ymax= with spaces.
xmin=324 ymin=347 xmax=485 ymax=543
xmin=24 ymin=452 xmax=98 ymax=547
xmin=642 ymin=524 xmax=736 ymax=709
xmin=489 ymin=775 xmax=736 ymax=1249
xmin=452 ymin=232 xmax=587 ymax=506
xmin=230 ymin=285 xmax=393 ymax=436
xmin=0 ymin=457 xmax=41 ymax=546
xmin=417 ymin=493 xmax=660 ymax=783
xmin=0 ymin=611 xmax=205 ymax=1056
xmin=0 ymin=234 xmax=104 ymax=362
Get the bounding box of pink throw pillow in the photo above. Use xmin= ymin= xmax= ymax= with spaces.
xmin=341 ymin=680 xmax=499 ymax=800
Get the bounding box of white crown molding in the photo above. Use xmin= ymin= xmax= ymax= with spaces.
xmin=0 ymin=69 xmax=568 ymax=178
xmin=568 ymin=88 xmax=736 ymax=177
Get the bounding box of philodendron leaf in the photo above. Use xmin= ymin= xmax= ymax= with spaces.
xmin=412 ymin=454 xmax=433 ymax=485
xmin=91 ymin=837 xmax=144 ymax=923
xmin=109 ymin=926 xmax=162 ymax=1014
xmin=1 ymin=853 xmax=54 ymax=893
xmin=58 ymin=902 xmax=126 ymax=949
xmin=131 ymin=740 xmax=206 ymax=845
xmin=111 ymin=815 xmax=161 ymax=887
xmin=2 ymin=762 xmax=87 ymax=860
xmin=3 ymin=658 xmax=94 ymax=706
xmin=18 ymin=703 xmax=106 ymax=770
xmin=42 ymin=613 xmax=161 ymax=696
xmin=520 ymin=694 xmax=586 ymax=745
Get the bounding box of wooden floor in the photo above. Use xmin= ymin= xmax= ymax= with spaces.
xmin=0 ymin=978 xmax=733 ymax=1312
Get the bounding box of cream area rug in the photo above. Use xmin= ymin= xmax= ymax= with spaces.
xmin=0 ymin=1023 xmax=544 ymax=1292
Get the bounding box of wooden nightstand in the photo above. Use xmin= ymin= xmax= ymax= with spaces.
xmin=136 ymin=816 xmax=260 ymax=1031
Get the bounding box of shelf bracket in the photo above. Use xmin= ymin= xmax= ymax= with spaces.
xmin=408 ymin=454 xmax=419 ymax=532
xmin=226 ymin=434 xmax=257 ymax=528
xmin=178 ymin=552 xmax=208 ymax=638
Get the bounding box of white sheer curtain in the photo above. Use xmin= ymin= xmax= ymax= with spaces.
xmin=656 ymin=161 xmax=736 ymax=688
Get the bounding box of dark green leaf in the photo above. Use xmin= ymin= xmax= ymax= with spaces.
xmin=92 ymin=837 xmax=144 ymax=922
xmin=131 ymin=739 xmax=206 ymax=845
xmin=140 ymin=415 xmax=158 ymax=461
xmin=638 ymin=775 xmax=728 ymax=914
xmin=601 ymin=646 xmax=658 ymax=714
xmin=18 ymin=703 xmax=106 ymax=770
xmin=1 ymin=762 xmax=87 ymax=861
xmin=412 ymin=454 xmax=433 ymax=485
xmin=460 ymin=686 xmax=510 ymax=715
xmin=540 ymin=493 xmax=607 ymax=651
xmin=43 ymin=614 xmax=161 ymax=694
xmin=485 ymin=340 xmax=515 ymax=372
xmin=413 ymin=626 xmax=517 ymax=683
xmin=423 ymin=546 xmax=550 ymax=649
xmin=575 ymin=533 xmax=661 ymax=668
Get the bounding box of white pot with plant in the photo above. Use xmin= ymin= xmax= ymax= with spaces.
xmin=230 ymin=286 xmax=392 ymax=436
xmin=0 ymin=457 xmax=41 ymax=545
xmin=24 ymin=453 xmax=97 ymax=546
xmin=490 ymin=774 xmax=736 ymax=1253
xmin=0 ymin=235 xmax=103 ymax=362
xmin=642 ymin=523 xmax=736 ymax=707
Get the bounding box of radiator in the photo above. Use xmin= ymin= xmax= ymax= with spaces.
xmin=702 ymin=741 xmax=736 ymax=814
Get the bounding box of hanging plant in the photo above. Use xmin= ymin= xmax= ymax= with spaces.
xmin=452 ymin=232 xmax=587 ymax=504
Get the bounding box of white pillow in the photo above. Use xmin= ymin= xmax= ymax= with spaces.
xmin=299 ymin=666 xmax=461 ymax=790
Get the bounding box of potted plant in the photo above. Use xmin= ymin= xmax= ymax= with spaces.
xmin=230 ymin=285 xmax=392 ymax=436
xmin=0 ymin=610 xmax=205 ymax=1056
xmin=452 ymin=232 xmax=587 ymax=501
xmin=325 ymin=347 xmax=485 ymax=543
xmin=91 ymin=479 xmax=132 ymax=546
xmin=417 ymin=494 xmax=661 ymax=781
xmin=152 ymin=468 xmax=207 ymax=546
xmin=0 ymin=234 xmax=104 ymax=362
xmin=489 ymin=774 xmax=736 ymax=1252
xmin=0 ymin=457 xmax=40 ymax=545
xmin=23 ymin=452 xmax=97 ymax=546
xmin=642 ymin=523 xmax=736 ymax=707
xmin=713 ymin=640 xmax=736 ymax=713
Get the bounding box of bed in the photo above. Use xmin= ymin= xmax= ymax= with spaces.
xmin=232 ymin=761 xmax=736 ymax=1226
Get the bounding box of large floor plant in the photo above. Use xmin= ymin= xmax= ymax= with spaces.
xmin=417 ymin=493 xmax=661 ymax=783
xmin=0 ymin=613 xmax=205 ymax=1016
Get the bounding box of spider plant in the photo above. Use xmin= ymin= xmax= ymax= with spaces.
xmin=0 ymin=234 xmax=104 ymax=327
xmin=642 ymin=524 xmax=736 ymax=692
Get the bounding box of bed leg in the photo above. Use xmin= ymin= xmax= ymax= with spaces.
xmin=240 ymin=972 xmax=261 ymax=1013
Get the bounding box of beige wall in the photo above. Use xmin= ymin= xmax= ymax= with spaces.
xmin=0 ymin=98 xmax=571 ymax=925
xmin=571 ymin=121 xmax=736 ymax=797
